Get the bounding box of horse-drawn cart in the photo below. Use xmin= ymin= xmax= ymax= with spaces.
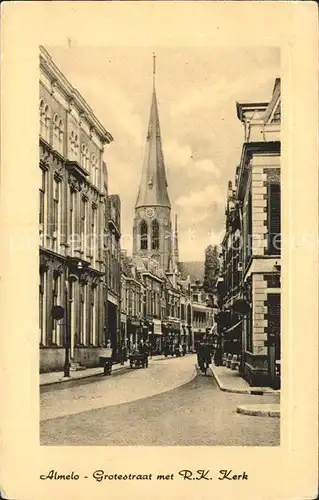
xmin=129 ymin=353 xmax=148 ymax=369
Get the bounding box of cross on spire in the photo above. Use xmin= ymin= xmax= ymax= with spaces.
xmin=153 ymin=52 xmax=156 ymax=88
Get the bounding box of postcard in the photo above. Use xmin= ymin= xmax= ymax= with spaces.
xmin=1 ymin=1 xmax=318 ymax=499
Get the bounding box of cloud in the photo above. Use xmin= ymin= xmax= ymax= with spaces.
xmin=163 ymin=140 xmax=220 ymax=179
xmin=175 ymin=184 xmax=225 ymax=211
xmin=170 ymin=67 xmax=278 ymax=117
xmin=178 ymin=228 xmax=225 ymax=261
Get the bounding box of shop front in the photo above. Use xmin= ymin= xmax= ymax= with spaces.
xmin=127 ymin=318 xmax=141 ymax=351
xmin=181 ymin=323 xmax=188 ymax=350
xmin=152 ymin=318 xmax=162 ymax=354
xmin=222 ymin=319 xmax=243 ymax=356
xmin=161 ymin=320 xmax=181 ymax=351
xmin=142 ymin=319 xmax=152 ymax=342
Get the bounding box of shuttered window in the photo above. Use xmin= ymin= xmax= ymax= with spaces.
xmin=267 ymin=293 xmax=281 ymax=358
xmin=268 ymin=183 xmax=281 ymax=255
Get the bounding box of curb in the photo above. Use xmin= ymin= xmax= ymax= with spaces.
xmin=210 ymin=366 xmax=280 ymax=396
xmin=237 ymin=405 xmax=280 ymax=418
xmin=40 ymin=366 xmax=130 ymax=388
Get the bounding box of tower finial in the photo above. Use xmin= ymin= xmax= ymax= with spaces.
xmin=153 ymin=52 xmax=156 ymax=87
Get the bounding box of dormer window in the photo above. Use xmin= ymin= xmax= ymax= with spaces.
xmin=148 ymin=177 xmax=153 ymax=189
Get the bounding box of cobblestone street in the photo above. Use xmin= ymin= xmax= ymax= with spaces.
xmin=40 ymin=356 xmax=280 ymax=446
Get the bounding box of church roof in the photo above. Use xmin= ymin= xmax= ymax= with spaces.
xmin=135 ymin=57 xmax=171 ymax=209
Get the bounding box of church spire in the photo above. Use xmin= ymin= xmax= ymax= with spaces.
xmin=135 ymin=55 xmax=171 ymax=209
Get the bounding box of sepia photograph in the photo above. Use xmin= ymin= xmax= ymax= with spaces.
xmin=1 ymin=2 xmax=318 ymax=499
xmin=39 ymin=45 xmax=281 ymax=446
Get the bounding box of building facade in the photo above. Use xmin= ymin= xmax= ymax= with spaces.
xmin=191 ymin=280 xmax=214 ymax=348
xmin=107 ymin=194 xmax=121 ymax=353
xmin=216 ymin=78 xmax=281 ymax=388
xmin=121 ymin=251 xmax=145 ymax=350
xmin=39 ymin=46 xmax=114 ymax=372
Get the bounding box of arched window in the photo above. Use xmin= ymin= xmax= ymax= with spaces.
xmin=74 ymin=134 xmax=79 ymax=159
xmin=81 ymin=144 xmax=86 ymax=167
xmin=58 ymin=118 xmax=64 ymax=155
xmin=91 ymin=154 xmax=98 ymax=186
xmin=85 ymin=147 xmax=89 ymax=171
xmin=40 ymin=103 xmax=51 ymax=142
xmin=39 ymin=99 xmax=45 ymax=136
xmin=151 ymin=219 xmax=159 ymax=250
xmin=70 ymin=130 xmax=75 ymax=157
xmin=53 ymin=114 xmax=59 ymax=150
xmin=140 ymin=220 xmax=148 ymax=250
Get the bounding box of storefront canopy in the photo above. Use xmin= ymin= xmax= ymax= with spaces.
xmin=222 ymin=319 xmax=242 ymax=337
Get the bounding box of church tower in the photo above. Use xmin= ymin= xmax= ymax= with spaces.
xmin=133 ymin=55 xmax=172 ymax=271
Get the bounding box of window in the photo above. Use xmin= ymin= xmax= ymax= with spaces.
xmin=39 ymin=271 xmax=46 ymax=345
xmin=268 ymin=183 xmax=281 ymax=255
xmin=79 ymin=284 xmax=85 ymax=344
xmin=39 ymin=100 xmax=51 ymax=141
xmin=70 ymin=132 xmax=79 ymax=160
xmin=181 ymin=303 xmax=185 ymax=321
xmin=69 ymin=188 xmax=75 ymax=254
xmin=80 ymin=197 xmax=87 ymax=254
xmin=246 ymin=308 xmax=252 ymax=352
xmin=140 ymin=220 xmax=148 ymax=250
xmin=91 ymin=154 xmax=99 ymax=187
xmin=91 ymin=207 xmax=96 ymax=263
xmin=58 ymin=118 xmax=64 ymax=154
xmin=39 ymin=169 xmax=47 ymax=234
xmin=39 ymin=99 xmax=45 ymax=136
xmin=81 ymin=144 xmax=89 ymax=171
xmin=151 ymin=220 xmax=160 ymax=250
xmin=52 ymin=180 xmax=60 ymax=251
xmin=52 ymin=274 xmax=60 ymax=344
xmin=44 ymin=104 xmax=51 ymax=142
xmin=53 ymin=114 xmax=59 ymax=150
xmin=245 ymin=191 xmax=252 ymax=263
xmin=267 ymin=293 xmax=281 ymax=359
xmin=52 ymin=115 xmax=64 ymax=153
xmin=88 ymin=287 xmax=95 ymax=345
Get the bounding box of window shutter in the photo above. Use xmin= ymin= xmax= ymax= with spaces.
xmin=268 ymin=183 xmax=281 ymax=254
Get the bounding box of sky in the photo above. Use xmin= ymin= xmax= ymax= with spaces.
xmin=47 ymin=46 xmax=280 ymax=261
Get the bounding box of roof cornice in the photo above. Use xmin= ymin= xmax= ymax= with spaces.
xmin=40 ymin=46 xmax=113 ymax=145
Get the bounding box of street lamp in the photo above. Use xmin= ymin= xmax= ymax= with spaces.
xmin=64 ymin=259 xmax=83 ymax=378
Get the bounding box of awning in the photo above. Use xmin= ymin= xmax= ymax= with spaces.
xmin=223 ymin=319 xmax=242 ymax=335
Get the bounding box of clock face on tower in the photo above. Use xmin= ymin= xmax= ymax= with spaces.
xmin=145 ymin=207 xmax=155 ymax=218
